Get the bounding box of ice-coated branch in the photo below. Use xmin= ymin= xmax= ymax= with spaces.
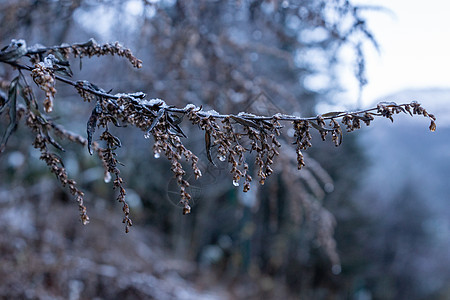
xmin=0 ymin=39 xmax=436 ymax=232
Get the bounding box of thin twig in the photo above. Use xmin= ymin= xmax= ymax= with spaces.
xmin=5 ymin=60 xmax=423 ymax=124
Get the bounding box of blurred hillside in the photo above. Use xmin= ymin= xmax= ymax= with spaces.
xmin=339 ymin=88 xmax=450 ymax=299
xmin=360 ymin=88 xmax=450 ymax=199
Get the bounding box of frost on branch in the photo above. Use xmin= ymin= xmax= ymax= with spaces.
xmin=0 ymin=39 xmax=436 ymax=232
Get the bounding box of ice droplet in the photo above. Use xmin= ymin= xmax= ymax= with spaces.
xmin=232 ymin=180 xmax=239 ymax=187
xmin=332 ymin=264 xmax=342 ymax=275
xmin=324 ymin=182 xmax=334 ymax=193
xmin=144 ymin=132 xmax=152 ymax=139
xmin=219 ymin=155 xmax=226 ymax=162
xmin=154 ymin=152 xmax=160 ymax=159
xmin=104 ymin=171 xmax=112 ymax=183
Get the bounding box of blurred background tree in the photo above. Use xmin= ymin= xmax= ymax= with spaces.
xmin=0 ymin=0 xmax=446 ymax=299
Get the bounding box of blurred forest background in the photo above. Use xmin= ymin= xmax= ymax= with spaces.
xmin=1 ymin=0 xmax=449 ymax=299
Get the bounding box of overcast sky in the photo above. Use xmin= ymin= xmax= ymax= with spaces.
xmin=349 ymin=0 xmax=450 ymax=106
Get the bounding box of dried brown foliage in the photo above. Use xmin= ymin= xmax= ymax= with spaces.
xmin=0 ymin=39 xmax=436 ymax=233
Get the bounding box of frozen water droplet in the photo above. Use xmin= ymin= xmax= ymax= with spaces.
xmin=144 ymin=132 xmax=152 ymax=139
xmin=287 ymin=128 xmax=295 ymax=138
xmin=219 ymin=155 xmax=226 ymax=162
xmin=104 ymin=171 xmax=111 ymax=183
xmin=324 ymin=183 xmax=334 ymax=193
xmin=332 ymin=264 xmax=341 ymax=275
xmin=233 ymin=180 xmax=239 ymax=187
xmin=154 ymin=152 xmax=160 ymax=159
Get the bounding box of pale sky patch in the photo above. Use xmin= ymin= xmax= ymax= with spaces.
xmin=349 ymin=0 xmax=450 ymax=105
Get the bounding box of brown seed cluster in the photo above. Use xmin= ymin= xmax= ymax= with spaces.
xmin=27 ymin=39 xmax=143 ymax=69
xmin=189 ymin=111 xmax=251 ymax=192
xmin=248 ymin=118 xmax=281 ymax=186
xmin=188 ymin=110 xmax=283 ymax=192
xmin=100 ymin=130 xmax=133 ymax=232
xmin=224 ymin=117 xmax=253 ymax=191
xmin=151 ymin=117 xmax=200 ymax=215
xmin=26 ymin=111 xmax=89 ymax=225
xmin=68 ymin=39 xmax=142 ymax=69
xmin=31 ymin=63 xmax=56 ymax=113
xmin=75 ymin=81 xmax=96 ymax=103
xmin=293 ymin=120 xmax=311 ymax=169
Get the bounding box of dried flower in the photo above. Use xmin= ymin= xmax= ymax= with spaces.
xmin=31 ymin=62 xmax=56 ymax=113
